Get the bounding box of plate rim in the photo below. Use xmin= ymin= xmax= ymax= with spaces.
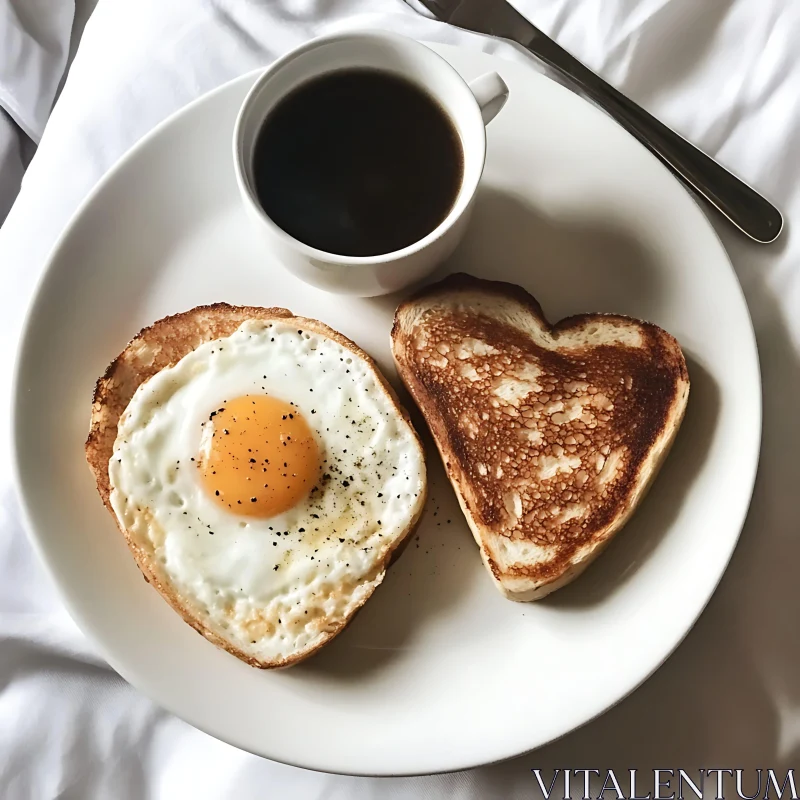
xmin=11 ymin=45 xmax=762 ymax=776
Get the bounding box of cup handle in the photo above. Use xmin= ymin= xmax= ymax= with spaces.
xmin=467 ymin=72 xmax=509 ymax=126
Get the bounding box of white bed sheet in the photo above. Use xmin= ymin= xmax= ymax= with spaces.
xmin=1 ymin=1 xmax=799 ymax=797
xmin=0 ymin=0 xmax=97 ymax=224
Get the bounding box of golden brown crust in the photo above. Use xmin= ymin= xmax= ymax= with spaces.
xmin=86 ymin=303 xmax=426 ymax=667
xmin=392 ymin=274 xmax=689 ymax=600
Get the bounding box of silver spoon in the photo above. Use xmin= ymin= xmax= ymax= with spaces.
xmin=413 ymin=0 xmax=784 ymax=243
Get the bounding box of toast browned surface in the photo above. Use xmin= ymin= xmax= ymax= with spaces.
xmin=86 ymin=304 xmax=426 ymax=667
xmin=392 ymin=274 xmax=689 ymax=600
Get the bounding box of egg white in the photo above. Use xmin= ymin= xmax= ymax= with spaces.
xmin=109 ymin=319 xmax=425 ymax=663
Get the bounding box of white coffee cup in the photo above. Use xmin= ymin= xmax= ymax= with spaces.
xmin=233 ymin=31 xmax=508 ymax=297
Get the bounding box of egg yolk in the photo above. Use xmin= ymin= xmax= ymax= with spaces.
xmin=200 ymin=395 xmax=320 ymax=518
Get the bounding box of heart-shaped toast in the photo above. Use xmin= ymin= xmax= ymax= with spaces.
xmin=392 ymin=273 xmax=689 ymax=600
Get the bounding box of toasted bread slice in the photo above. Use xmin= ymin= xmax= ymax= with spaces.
xmin=86 ymin=304 xmax=426 ymax=667
xmin=392 ymin=274 xmax=689 ymax=601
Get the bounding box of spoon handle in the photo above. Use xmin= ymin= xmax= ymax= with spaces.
xmin=525 ymin=30 xmax=783 ymax=243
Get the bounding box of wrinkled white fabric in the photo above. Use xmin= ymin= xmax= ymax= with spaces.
xmin=1 ymin=1 xmax=799 ymax=797
xmin=0 ymin=0 xmax=72 ymax=224
xmin=0 ymin=0 xmax=74 ymax=141
xmin=0 ymin=109 xmax=26 ymax=223
xmin=0 ymin=0 xmax=95 ymax=224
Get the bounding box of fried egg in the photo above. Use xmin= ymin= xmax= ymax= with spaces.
xmin=108 ymin=318 xmax=426 ymax=666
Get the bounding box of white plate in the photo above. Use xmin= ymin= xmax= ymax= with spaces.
xmin=12 ymin=45 xmax=760 ymax=776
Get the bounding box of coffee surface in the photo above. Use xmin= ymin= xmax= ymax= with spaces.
xmin=253 ymin=69 xmax=464 ymax=257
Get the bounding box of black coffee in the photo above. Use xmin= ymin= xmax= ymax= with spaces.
xmin=252 ymin=69 xmax=463 ymax=257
